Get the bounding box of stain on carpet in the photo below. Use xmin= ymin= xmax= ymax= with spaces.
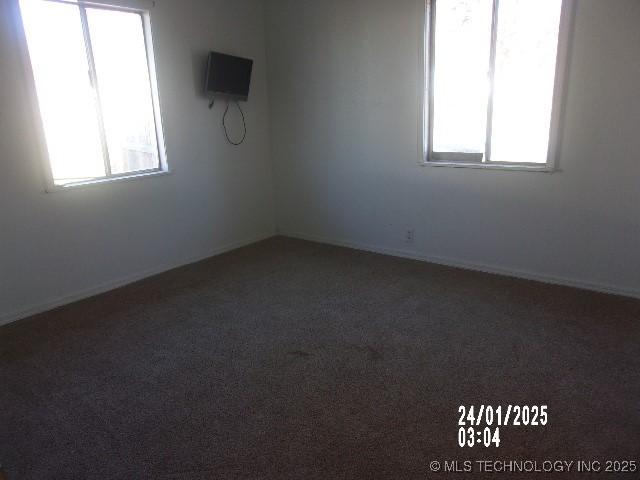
xmin=287 ymin=350 xmax=312 ymax=358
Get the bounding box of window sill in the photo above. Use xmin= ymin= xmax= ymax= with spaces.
xmin=419 ymin=161 xmax=557 ymax=173
xmin=46 ymin=169 xmax=172 ymax=193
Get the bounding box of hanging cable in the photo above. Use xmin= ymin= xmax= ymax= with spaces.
xmin=223 ymin=99 xmax=247 ymax=146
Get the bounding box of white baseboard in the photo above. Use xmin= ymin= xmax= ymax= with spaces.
xmin=0 ymin=231 xmax=276 ymax=327
xmin=281 ymin=231 xmax=640 ymax=301
xmin=4 ymin=229 xmax=636 ymax=327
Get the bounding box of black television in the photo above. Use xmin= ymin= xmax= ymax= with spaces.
xmin=205 ymin=51 xmax=253 ymax=101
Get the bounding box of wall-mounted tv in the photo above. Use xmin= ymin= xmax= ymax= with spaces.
xmin=204 ymin=51 xmax=253 ymax=101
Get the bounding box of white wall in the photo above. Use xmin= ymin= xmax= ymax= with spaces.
xmin=265 ymin=0 xmax=640 ymax=298
xmin=0 ymin=0 xmax=276 ymax=324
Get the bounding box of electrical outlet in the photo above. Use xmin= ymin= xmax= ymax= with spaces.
xmin=405 ymin=229 xmax=415 ymax=244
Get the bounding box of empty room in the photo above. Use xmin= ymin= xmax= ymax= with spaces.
xmin=1 ymin=0 xmax=639 ymax=478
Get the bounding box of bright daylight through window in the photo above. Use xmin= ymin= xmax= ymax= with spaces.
xmin=424 ymin=0 xmax=566 ymax=167
xmin=19 ymin=0 xmax=166 ymax=188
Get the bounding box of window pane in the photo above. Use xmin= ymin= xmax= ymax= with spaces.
xmin=432 ymin=0 xmax=493 ymax=155
xmin=20 ymin=0 xmax=106 ymax=185
xmin=490 ymin=0 xmax=563 ymax=163
xmin=86 ymin=8 xmax=160 ymax=175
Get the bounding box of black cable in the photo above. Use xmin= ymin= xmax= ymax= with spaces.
xmin=223 ymin=99 xmax=247 ymax=146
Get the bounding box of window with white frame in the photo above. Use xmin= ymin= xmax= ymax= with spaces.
xmin=423 ymin=0 xmax=570 ymax=168
xmin=18 ymin=0 xmax=167 ymax=188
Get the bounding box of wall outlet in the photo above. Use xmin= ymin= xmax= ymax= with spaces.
xmin=405 ymin=229 xmax=415 ymax=244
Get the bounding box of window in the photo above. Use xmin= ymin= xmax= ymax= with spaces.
xmin=18 ymin=0 xmax=167 ymax=189
xmin=423 ymin=0 xmax=571 ymax=169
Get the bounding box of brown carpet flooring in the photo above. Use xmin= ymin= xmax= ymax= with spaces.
xmin=1 ymin=237 xmax=639 ymax=479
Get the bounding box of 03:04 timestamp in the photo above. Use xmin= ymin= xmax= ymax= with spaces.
xmin=458 ymin=427 xmax=501 ymax=448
